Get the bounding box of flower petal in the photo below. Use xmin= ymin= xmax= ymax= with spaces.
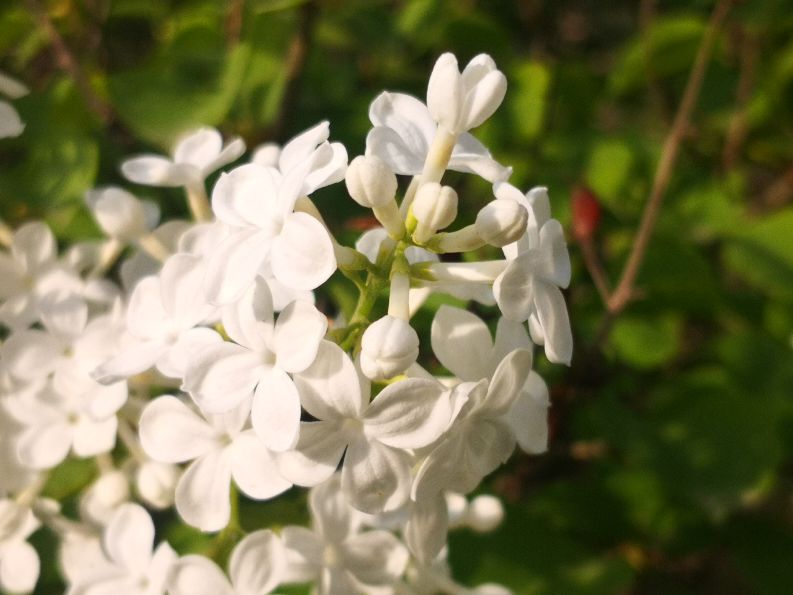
xmin=270 ymin=212 xmax=336 ymax=292
xmin=275 ymin=421 xmax=346 ymax=487
xmin=229 ymin=431 xmax=292 ymax=500
xmin=175 ymin=449 xmax=233 ymax=531
xmin=0 ymin=329 xmax=60 ymax=381
xmin=221 ymin=277 xmax=274 ymax=351
xmin=104 ymin=503 xmax=154 ymax=574
xmin=204 ymin=228 xmax=271 ymax=305
xmin=483 ymin=348 xmax=532 ymax=416
xmin=229 ymin=529 xmax=286 ymax=595
xmin=507 ymin=371 xmax=550 ymax=454
xmin=341 ymin=436 xmax=411 ymax=514
xmin=16 ymin=422 xmax=72 ymax=469
xmin=12 ymin=221 xmax=56 ymax=274
xmin=293 ymin=340 xmax=364 ymax=421
xmin=167 ymin=555 xmax=234 ymax=595
xmin=211 ymin=163 xmax=280 ymax=229
xmin=0 ymin=540 xmax=39 ymax=594
xmin=71 ymin=416 xmax=117 ymax=457
xmin=493 ymin=253 xmax=534 ymax=322
xmin=533 ymin=283 xmax=573 ymax=365
xmin=342 ymin=529 xmax=409 ymax=586
xmin=174 ymin=127 xmax=222 ymax=170
xmin=431 ymin=305 xmax=493 ymax=381
xmin=121 ymin=155 xmax=188 ymax=187
xmin=251 ymin=368 xmax=301 ymax=452
xmin=404 ymin=493 xmax=448 ymax=564
xmin=281 ymin=526 xmax=322 ymax=583
xmin=273 ymin=300 xmax=327 ymax=373
xmin=183 ymin=342 xmax=263 ymax=413
xmin=139 ymin=395 xmax=219 ymax=463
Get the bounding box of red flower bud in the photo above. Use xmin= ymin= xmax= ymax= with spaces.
xmin=571 ymin=186 xmax=601 ymax=242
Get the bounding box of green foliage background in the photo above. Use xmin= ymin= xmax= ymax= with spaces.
xmin=2 ymin=0 xmax=793 ymax=593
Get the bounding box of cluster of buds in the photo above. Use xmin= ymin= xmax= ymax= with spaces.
xmin=0 ymin=53 xmax=571 ymax=594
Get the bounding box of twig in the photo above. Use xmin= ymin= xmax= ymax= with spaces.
xmin=226 ymin=0 xmax=245 ymax=46
xmin=579 ymin=238 xmax=611 ymax=304
xmin=598 ymin=0 xmax=733 ymax=342
xmin=25 ymin=0 xmax=113 ymax=123
xmin=722 ymin=25 xmax=759 ymax=170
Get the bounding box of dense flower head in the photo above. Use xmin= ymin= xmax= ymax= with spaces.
xmin=0 ymin=52 xmax=570 ymax=595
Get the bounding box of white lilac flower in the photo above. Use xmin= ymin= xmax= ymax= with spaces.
xmin=119 ymin=220 xmax=191 ymax=292
xmin=359 ymin=315 xmax=419 ymax=381
xmin=426 ymin=53 xmax=507 ymax=135
xmin=135 ymin=461 xmax=180 ymax=510
xmin=93 ymin=253 xmax=219 ymax=384
xmin=275 ymin=340 xmax=454 ymax=514
xmin=184 ymin=278 xmax=326 ymax=451
xmin=139 ymin=394 xmax=290 ymax=532
xmin=204 ymin=123 xmax=346 ymax=303
xmin=412 ymin=348 xmax=533 ymax=501
xmin=281 ymin=475 xmax=409 ymax=594
xmin=0 ymin=499 xmax=40 ymax=594
xmin=65 ymin=503 xmax=177 ymax=595
xmin=121 ymin=127 xmax=245 ymax=193
xmin=79 ymin=470 xmax=130 ymax=527
xmin=0 ymin=222 xmax=83 ymax=330
xmin=168 ymin=530 xmax=286 ymax=595
xmin=492 ymin=184 xmax=573 ymax=365
xmin=365 ymin=92 xmax=508 ymax=183
xmin=430 ymin=306 xmax=550 ymax=456
xmin=0 ymin=71 xmax=28 ymax=139
xmin=2 ymin=368 xmax=123 ymax=470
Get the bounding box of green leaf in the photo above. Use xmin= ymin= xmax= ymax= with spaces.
xmin=585 ymin=139 xmax=634 ymax=208
xmin=41 ymin=458 xmax=97 ymax=500
xmin=510 ymin=61 xmax=551 ymax=141
xmin=609 ymin=313 xmax=682 ymax=369
xmin=108 ymin=26 xmax=249 ymax=147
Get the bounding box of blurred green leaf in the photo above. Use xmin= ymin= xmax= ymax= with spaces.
xmin=609 ymin=313 xmax=682 ymax=369
xmin=510 ymin=61 xmax=551 ymax=141
xmin=585 ymin=139 xmax=634 ymax=210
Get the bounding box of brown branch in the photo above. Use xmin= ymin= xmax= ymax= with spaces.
xmin=226 ymin=0 xmax=246 ymax=46
xmin=25 ymin=0 xmax=113 ymax=124
xmin=597 ymin=0 xmax=733 ymax=342
xmin=579 ymin=238 xmax=612 ymax=305
xmin=722 ymin=25 xmax=759 ymax=170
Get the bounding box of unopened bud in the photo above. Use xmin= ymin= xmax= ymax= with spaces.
xmin=360 ymin=315 xmax=419 ymax=381
xmin=466 ymin=494 xmax=504 ymax=532
xmin=80 ymin=471 xmax=129 ymax=526
xmin=571 ymin=186 xmax=601 ymax=242
xmin=345 ymin=155 xmax=398 ymax=209
xmin=412 ymin=183 xmax=458 ymax=244
xmin=475 ymin=199 xmax=528 ymax=247
xmin=136 ymin=461 xmax=180 ymax=509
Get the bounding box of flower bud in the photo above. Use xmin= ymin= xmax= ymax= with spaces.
xmin=466 ymin=494 xmax=505 ymax=533
xmin=0 ymin=499 xmax=26 ymax=540
xmin=79 ymin=471 xmax=130 ymax=526
xmin=571 ymin=186 xmax=601 ymax=242
xmin=475 ymin=199 xmax=528 ymax=247
xmin=85 ymin=187 xmax=159 ymax=242
xmin=360 ymin=315 xmax=419 ymax=381
xmin=136 ymin=461 xmax=180 ymax=509
xmin=412 ymin=182 xmax=458 ymax=244
xmin=345 ymin=155 xmax=398 ymax=209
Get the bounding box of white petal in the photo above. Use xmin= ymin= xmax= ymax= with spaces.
xmin=16 ymin=423 xmax=72 ymax=469
xmin=273 ymin=300 xmax=327 ymax=373
xmin=365 ymin=126 xmax=425 ymax=175
xmin=342 ymin=436 xmax=411 ymax=514
xmin=404 ymin=493 xmax=448 ymax=564
xmin=204 ymin=228 xmax=271 ymax=305
xmin=367 ymin=92 xmax=436 ymax=172
xmin=104 ymin=503 xmax=154 ymax=574
xmin=342 ymin=529 xmax=409 ymax=586
xmin=183 ymin=342 xmax=263 ymax=413
xmin=167 ymin=555 xmax=233 ymax=595
xmin=203 ymin=137 xmax=247 ymax=176
xmin=483 ymin=348 xmax=532 ymax=416
xmin=363 ymin=378 xmax=451 ymax=450
xmin=308 ymin=475 xmax=359 ymax=542
xmin=71 ymin=416 xmax=117 ymax=457
xmin=211 ymin=163 xmax=280 ymax=229
xmin=0 ymin=100 xmax=24 ymax=138
xmin=275 ymin=421 xmax=346 ymax=486
xmin=251 ymin=368 xmax=301 ymax=452
xmin=533 ymin=283 xmax=573 ymax=365
xmin=92 ymin=339 xmax=167 ymax=384
xmin=431 ymin=305 xmax=493 ymax=381
xmin=0 ymin=330 xmax=60 ymax=381
xmin=427 ymin=53 xmax=463 ymax=131
xmin=411 ymin=433 xmax=465 ymax=502
xmin=493 ymin=254 xmax=534 ymax=322
xmin=229 ymin=529 xmax=286 ymax=595
xmin=538 ymin=219 xmax=571 ymax=288
xmin=12 ymin=221 xmax=56 ymax=274
xmin=279 ymin=121 xmax=330 ymax=172
xmin=221 ymin=277 xmax=274 ymax=351
xmin=293 ymin=340 xmax=364 ymax=421
xmin=461 ymin=69 xmax=507 ymax=130
xmin=280 ymin=526 xmax=322 ymax=583
xmin=229 ymin=431 xmax=292 ymax=500
xmin=121 ymin=155 xmax=189 ymax=187
xmin=490 ymin=317 xmax=531 ymax=370
xmin=0 ymin=540 xmax=39 ymax=594
xmin=39 ymin=293 xmax=88 ymax=342
xmin=175 ymin=449 xmax=233 ymax=531
xmin=158 ymin=326 xmax=223 ymax=380
xmin=159 ymin=253 xmax=213 ymax=327
xmin=174 ymin=127 xmax=222 ymax=169
xmin=304 ymin=141 xmax=348 ymax=193
xmin=270 ymin=212 xmax=336 ymax=291
xmin=507 ymin=371 xmax=550 ymax=454
xmin=139 ymin=395 xmax=219 ymax=463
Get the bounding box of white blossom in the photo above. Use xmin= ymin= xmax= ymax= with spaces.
xmin=0 ymin=499 xmax=40 ymax=594
xmin=0 ymin=71 xmax=27 ymax=139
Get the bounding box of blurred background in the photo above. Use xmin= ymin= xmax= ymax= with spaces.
xmin=2 ymin=0 xmax=793 ymax=593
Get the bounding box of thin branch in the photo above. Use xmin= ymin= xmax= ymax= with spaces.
xmin=579 ymin=238 xmax=612 ymax=304
xmin=722 ymin=25 xmax=759 ymax=170
xmin=598 ymin=0 xmax=733 ymax=340
xmin=226 ymin=0 xmax=246 ymax=46
xmin=25 ymin=0 xmax=113 ymax=123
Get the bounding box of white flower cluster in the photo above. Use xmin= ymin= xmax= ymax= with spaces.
xmin=0 ymin=53 xmax=571 ymax=594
